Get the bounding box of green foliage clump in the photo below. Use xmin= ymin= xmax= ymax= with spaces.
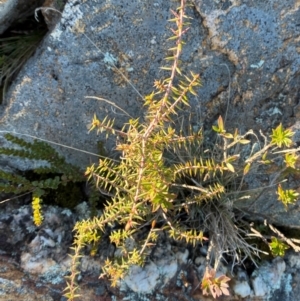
xmin=0 ymin=133 xmax=88 ymax=225
xmin=269 ymin=237 xmax=289 ymax=257
xmin=63 ymin=1 xmax=300 ymax=300
xmin=277 ymin=184 xmax=299 ymax=209
xmin=0 ymin=26 xmax=46 ymax=103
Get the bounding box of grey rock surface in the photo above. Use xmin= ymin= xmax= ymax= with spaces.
xmin=1 ymin=0 xmax=204 ymax=170
xmin=1 ymin=198 xmax=300 ymax=301
xmin=192 ymin=0 xmax=300 ymax=130
xmin=251 ymin=257 xmax=286 ymax=299
xmin=2 ymin=0 xmax=299 ymax=165
xmin=1 ymin=0 xmax=300 ymax=227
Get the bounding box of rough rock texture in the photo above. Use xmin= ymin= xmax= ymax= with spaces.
xmin=1 ymin=0 xmax=201 ymax=171
xmin=192 ymin=0 xmax=300 ymax=133
xmin=1 ymin=0 xmax=300 ymax=228
xmin=2 ymin=0 xmax=298 ymax=168
xmin=188 ymin=0 xmax=300 ymax=229
xmin=1 ymin=200 xmax=300 ymax=301
xmin=0 ymin=0 xmax=44 ymax=34
xmin=0 ymin=201 xmax=300 ymax=301
xmin=2 ymin=1 xmax=300 ymax=300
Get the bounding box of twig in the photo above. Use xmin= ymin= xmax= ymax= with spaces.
xmin=85 ymin=96 xmax=133 ymax=118
xmin=266 ymin=220 xmax=300 ymax=252
xmin=0 ymin=190 xmax=34 ymax=204
xmin=0 ymin=130 xmax=112 ymax=160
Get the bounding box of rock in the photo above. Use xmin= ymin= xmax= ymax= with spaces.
xmin=194 ymin=256 xmax=204 ymax=266
xmin=121 ymin=261 xmax=161 ymax=294
xmin=21 ymin=252 xmax=57 ymax=274
xmin=232 ymin=280 xmax=252 ymax=298
xmin=120 ymin=243 xmax=182 ymax=294
xmin=2 ymin=0 xmax=200 ymax=171
xmin=191 ymin=0 xmax=300 ymax=229
xmin=1 ymin=0 xmax=296 ymax=168
xmin=199 ymin=245 xmax=208 ymax=256
xmin=1 ymin=0 xmax=300 ymax=229
xmin=2 ymin=198 xmax=300 ymax=301
xmin=251 ymin=257 xmax=286 ymax=298
xmin=176 ymin=249 xmax=189 ymax=265
xmin=0 ymin=200 xmax=100 ymax=300
xmin=230 ymin=268 xmax=253 ymax=298
xmin=192 ymin=0 xmax=300 ymax=131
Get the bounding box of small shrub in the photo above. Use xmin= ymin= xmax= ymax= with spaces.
xmin=63 ymin=1 xmax=299 ymax=299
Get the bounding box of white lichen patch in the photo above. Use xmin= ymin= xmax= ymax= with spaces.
xmin=121 ymin=261 xmax=160 ymax=293
xmin=50 ymin=1 xmax=84 ymax=40
xmin=61 ymin=2 xmax=83 ymax=27
xmin=21 ymin=253 xmax=56 ymax=274
xmin=250 ymin=60 xmax=265 ymax=69
xmin=251 ymin=258 xmax=286 ymax=299
xmin=233 ymin=280 xmax=252 ymax=298
xmin=103 ymin=52 xmax=118 ymax=69
xmin=267 ymin=107 xmax=282 ymax=116
xmin=50 ymin=28 xmax=63 ymax=41
xmin=120 ymin=249 xmax=181 ymax=297
xmin=61 ymin=208 xmax=72 ymax=217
